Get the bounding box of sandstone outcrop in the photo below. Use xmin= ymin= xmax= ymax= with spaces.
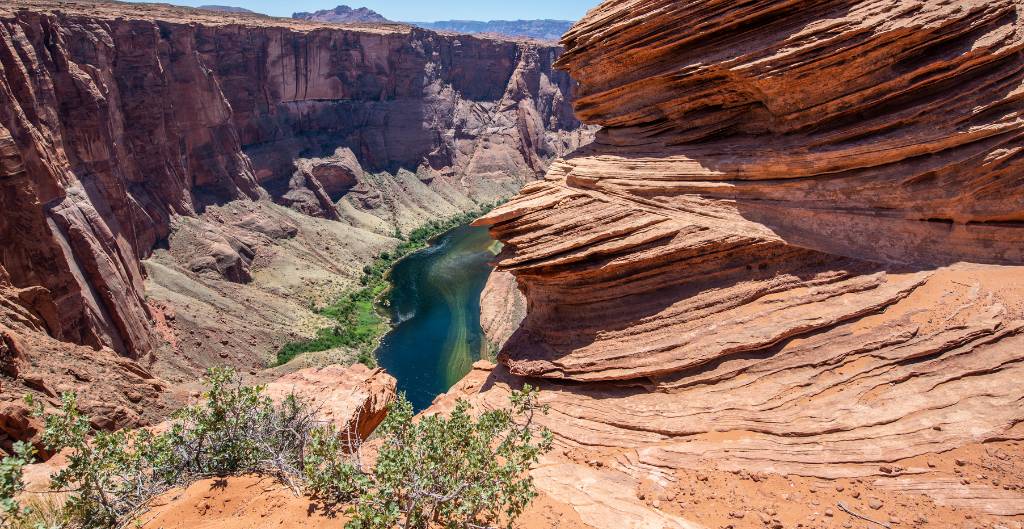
xmin=0 ymin=322 xmax=178 ymax=455
xmin=265 ymin=363 xmax=397 ymax=440
xmin=0 ymin=260 xmax=179 ymax=454
xmin=479 ymin=270 xmax=526 ymax=350
xmin=465 ymin=0 xmax=1024 ymax=525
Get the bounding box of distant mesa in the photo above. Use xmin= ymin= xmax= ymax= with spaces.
xmin=198 ymin=5 xmax=257 ymax=14
xmin=414 ymin=20 xmax=573 ymax=41
xmin=292 ymin=5 xmax=390 ymax=23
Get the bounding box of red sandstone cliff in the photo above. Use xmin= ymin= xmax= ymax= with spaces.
xmin=466 ymin=0 xmax=1024 ymax=526
xmin=0 ymin=0 xmax=589 ymax=444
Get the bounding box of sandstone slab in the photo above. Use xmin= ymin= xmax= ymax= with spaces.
xmin=265 ymin=364 xmax=397 ymax=440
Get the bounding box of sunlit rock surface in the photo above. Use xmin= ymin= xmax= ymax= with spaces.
xmin=464 ymin=0 xmax=1024 ymax=523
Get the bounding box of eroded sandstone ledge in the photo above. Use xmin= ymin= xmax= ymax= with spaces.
xmin=464 ymin=0 xmax=1024 ymax=525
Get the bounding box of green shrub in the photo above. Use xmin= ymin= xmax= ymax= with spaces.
xmin=157 ymin=367 xmax=320 ymax=487
xmin=1 ymin=441 xmax=36 ymax=528
xmin=32 ymin=393 xmax=153 ymax=528
xmin=301 ymin=425 xmax=368 ymax=508
xmin=6 ymin=362 xmax=549 ymax=529
xmin=19 ymin=368 xmax=322 ymax=528
xmin=305 ymin=385 xmax=553 ymax=529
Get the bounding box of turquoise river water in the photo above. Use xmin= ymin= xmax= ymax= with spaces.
xmin=376 ymin=224 xmax=501 ymax=411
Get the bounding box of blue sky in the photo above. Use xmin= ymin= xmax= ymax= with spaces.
xmin=124 ymin=0 xmax=601 ymax=21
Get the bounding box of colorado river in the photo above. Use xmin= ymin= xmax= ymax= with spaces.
xmin=376 ymin=224 xmax=501 ymax=411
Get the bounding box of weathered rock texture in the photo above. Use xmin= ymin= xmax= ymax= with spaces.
xmin=0 ymin=0 xmax=591 ymax=433
xmin=467 ymin=0 xmax=1024 ymax=524
xmin=265 ymin=363 xmax=397 ymax=440
xmin=479 ymin=270 xmax=526 ymax=350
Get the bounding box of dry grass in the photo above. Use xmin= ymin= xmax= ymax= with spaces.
xmin=12 ymin=492 xmax=71 ymax=529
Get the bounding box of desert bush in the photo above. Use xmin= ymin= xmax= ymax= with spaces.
xmin=159 ymin=367 xmax=320 ymax=485
xmin=6 ymin=366 xmax=550 ymax=529
xmin=1 ymin=441 xmax=36 ymax=528
xmin=305 ymin=385 xmax=553 ymax=529
xmin=301 ymin=424 xmax=368 ymax=507
xmin=20 ymin=367 xmax=323 ymax=528
xmin=28 ymin=392 xmax=160 ymax=528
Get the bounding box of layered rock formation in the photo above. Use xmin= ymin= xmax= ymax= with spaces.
xmin=0 ymin=260 xmax=179 ymax=454
xmin=0 ymin=0 xmax=590 ymax=439
xmin=479 ymin=270 xmax=526 ymax=350
xmin=465 ymin=0 xmax=1024 ymax=525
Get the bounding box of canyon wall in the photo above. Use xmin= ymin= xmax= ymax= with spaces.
xmin=466 ymin=0 xmax=1024 ymax=526
xmin=0 ymin=0 xmax=589 ymax=441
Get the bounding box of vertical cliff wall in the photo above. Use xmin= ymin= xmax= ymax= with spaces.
xmin=0 ymin=0 xmax=588 ymax=362
xmin=464 ymin=0 xmax=1024 ymax=524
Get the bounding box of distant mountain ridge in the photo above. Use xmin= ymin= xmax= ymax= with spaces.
xmin=413 ymin=19 xmax=573 ymax=41
xmin=292 ymin=5 xmax=389 ymax=24
xmin=287 ymin=5 xmax=572 ymax=41
xmin=199 ymin=5 xmax=256 ymax=13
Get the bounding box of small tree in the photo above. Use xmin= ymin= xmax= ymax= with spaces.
xmin=306 ymin=386 xmax=553 ymax=529
xmin=157 ymin=367 xmax=321 ymax=490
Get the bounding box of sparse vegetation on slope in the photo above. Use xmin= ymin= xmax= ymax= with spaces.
xmin=0 ymin=442 xmax=35 ymax=528
xmin=2 ymin=368 xmax=320 ymax=529
xmin=306 ymin=385 xmax=551 ymax=529
xmin=0 ymin=368 xmax=550 ymax=529
xmin=275 ymin=202 xmax=504 ymax=368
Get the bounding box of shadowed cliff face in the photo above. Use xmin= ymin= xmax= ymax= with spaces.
xmin=0 ymin=0 xmax=588 ymax=361
xmin=468 ymin=0 xmax=1024 ymax=522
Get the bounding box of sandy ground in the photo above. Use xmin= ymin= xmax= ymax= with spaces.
xmin=127 ymin=437 xmax=1023 ymax=529
xmin=137 ymin=474 xmax=589 ymax=529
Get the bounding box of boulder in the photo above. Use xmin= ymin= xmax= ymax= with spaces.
xmin=265 ymin=364 xmax=397 ymax=441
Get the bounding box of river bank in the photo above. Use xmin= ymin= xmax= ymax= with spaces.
xmin=274 ymin=202 xmax=503 ymax=367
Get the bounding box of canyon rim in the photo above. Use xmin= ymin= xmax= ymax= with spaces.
xmin=1 ymin=0 xmax=1024 ymax=528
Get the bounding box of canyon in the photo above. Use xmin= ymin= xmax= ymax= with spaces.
xmin=1 ymin=0 xmax=1024 ymax=528
xmin=0 ymin=0 xmax=590 ymax=445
